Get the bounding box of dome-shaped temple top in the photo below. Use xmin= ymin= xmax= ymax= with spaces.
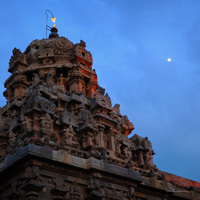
xmin=5 ymin=36 xmax=97 ymax=101
xmin=23 ymin=37 xmax=93 ymax=67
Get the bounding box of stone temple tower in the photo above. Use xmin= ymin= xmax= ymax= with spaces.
xmin=0 ymin=27 xmax=199 ymax=200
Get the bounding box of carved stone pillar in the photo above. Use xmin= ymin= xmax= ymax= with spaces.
xmin=87 ymin=131 xmax=94 ymax=147
xmin=80 ymin=135 xmax=87 ymax=149
xmin=138 ymin=151 xmax=144 ymax=167
xmin=90 ymin=81 xmax=98 ymax=99
xmin=67 ymin=66 xmax=83 ymax=94
xmin=98 ymin=125 xmax=105 ymax=148
xmin=68 ymin=77 xmax=83 ymax=94
xmin=33 ymin=115 xmax=40 ymax=132
xmin=109 ymin=129 xmax=117 ymax=152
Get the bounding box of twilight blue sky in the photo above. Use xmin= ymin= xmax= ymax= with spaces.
xmin=0 ymin=0 xmax=200 ymax=182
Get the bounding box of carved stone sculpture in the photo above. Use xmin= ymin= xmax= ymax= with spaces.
xmin=0 ymin=26 xmax=199 ymax=200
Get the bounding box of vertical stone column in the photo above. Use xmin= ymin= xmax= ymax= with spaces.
xmin=80 ymin=135 xmax=87 ymax=149
xmin=110 ymin=129 xmax=118 ymax=152
xmin=78 ymin=77 xmax=84 ymax=92
xmin=138 ymin=151 xmax=144 ymax=167
xmin=90 ymin=81 xmax=98 ymax=98
xmin=33 ymin=115 xmax=40 ymax=132
xmin=68 ymin=76 xmax=83 ymax=94
xmin=98 ymin=125 xmax=105 ymax=148
xmin=18 ymin=85 xmax=27 ymax=99
xmin=87 ymin=73 xmax=98 ymax=98
xmin=7 ymin=87 xmax=14 ymax=101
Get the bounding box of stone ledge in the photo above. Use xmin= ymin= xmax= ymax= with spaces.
xmin=0 ymin=144 xmax=142 ymax=182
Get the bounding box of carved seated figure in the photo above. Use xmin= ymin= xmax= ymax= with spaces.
xmin=57 ymin=73 xmax=66 ymax=92
xmin=87 ymin=131 xmax=94 ymax=147
xmin=122 ymin=146 xmax=132 ymax=159
xmin=40 ymin=113 xmax=54 ymax=137
xmin=77 ymin=103 xmax=96 ymax=129
xmin=8 ymin=131 xmax=17 ymax=147
xmin=62 ymin=125 xmax=79 ymax=147
xmin=25 ymin=73 xmax=41 ymax=99
xmin=32 ymin=73 xmax=40 ymax=87
xmin=115 ymin=136 xmax=122 ymax=154
xmin=45 ymin=72 xmax=54 ymax=87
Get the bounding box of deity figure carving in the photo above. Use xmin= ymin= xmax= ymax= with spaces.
xmin=78 ymin=103 xmax=96 ymax=129
xmin=8 ymin=131 xmax=17 ymax=147
xmin=25 ymin=74 xmax=40 ymax=98
xmin=87 ymin=131 xmax=94 ymax=146
xmin=21 ymin=116 xmax=33 ymax=132
xmin=45 ymin=72 xmax=54 ymax=87
xmin=103 ymin=134 xmax=109 ymax=149
xmin=40 ymin=113 xmax=54 ymax=136
xmin=60 ymin=108 xmax=77 ymax=127
xmin=69 ymin=181 xmax=81 ymax=200
xmin=122 ymin=146 xmax=132 ymax=159
xmin=32 ymin=73 xmax=40 ymax=87
xmin=61 ymin=125 xmax=79 ymax=147
xmin=115 ymin=136 xmax=122 ymax=154
xmin=57 ymin=73 xmax=66 ymax=92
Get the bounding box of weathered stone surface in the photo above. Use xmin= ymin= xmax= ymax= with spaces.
xmin=0 ymin=26 xmax=199 ymax=200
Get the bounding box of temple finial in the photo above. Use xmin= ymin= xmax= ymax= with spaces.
xmin=49 ymin=25 xmax=59 ymax=38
